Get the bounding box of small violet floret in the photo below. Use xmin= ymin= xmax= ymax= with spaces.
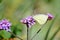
xmin=0 ymin=19 xmax=11 ymax=32
xmin=21 ymin=16 xmax=35 ymax=28
xmin=47 ymin=13 xmax=54 ymax=20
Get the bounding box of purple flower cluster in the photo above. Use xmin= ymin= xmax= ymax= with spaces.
xmin=47 ymin=13 xmax=54 ymax=20
xmin=21 ymin=16 xmax=35 ymax=28
xmin=0 ymin=19 xmax=11 ymax=32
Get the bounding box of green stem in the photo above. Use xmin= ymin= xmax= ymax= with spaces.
xmin=9 ymin=31 xmax=23 ymax=40
xmin=26 ymin=23 xmax=29 ymax=40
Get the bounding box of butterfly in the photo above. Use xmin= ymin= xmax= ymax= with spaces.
xmin=33 ymin=14 xmax=48 ymax=25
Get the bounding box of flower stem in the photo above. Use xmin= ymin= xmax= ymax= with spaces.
xmin=27 ymin=27 xmax=29 ymax=40
xmin=9 ymin=31 xmax=23 ymax=40
xmin=26 ymin=23 xmax=29 ymax=40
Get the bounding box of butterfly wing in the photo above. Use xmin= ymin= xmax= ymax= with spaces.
xmin=33 ymin=14 xmax=48 ymax=25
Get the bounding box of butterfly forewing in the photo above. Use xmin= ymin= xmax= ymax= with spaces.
xmin=33 ymin=14 xmax=48 ymax=25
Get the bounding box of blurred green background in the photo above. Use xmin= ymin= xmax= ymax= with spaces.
xmin=0 ymin=0 xmax=60 ymax=40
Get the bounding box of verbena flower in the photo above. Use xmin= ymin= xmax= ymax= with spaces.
xmin=21 ymin=16 xmax=35 ymax=28
xmin=47 ymin=13 xmax=54 ymax=20
xmin=0 ymin=19 xmax=23 ymax=40
xmin=0 ymin=19 xmax=11 ymax=32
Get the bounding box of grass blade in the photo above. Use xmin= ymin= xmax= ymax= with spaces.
xmin=44 ymin=15 xmax=57 ymax=40
xmin=50 ymin=26 xmax=60 ymax=40
xmin=31 ymin=23 xmax=46 ymax=40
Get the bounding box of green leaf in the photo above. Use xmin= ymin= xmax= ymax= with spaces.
xmin=0 ymin=30 xmax=11 ymax=39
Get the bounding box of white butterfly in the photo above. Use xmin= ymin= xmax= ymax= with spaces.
xmin=33 ymin=14 xmax=48 ymax=25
